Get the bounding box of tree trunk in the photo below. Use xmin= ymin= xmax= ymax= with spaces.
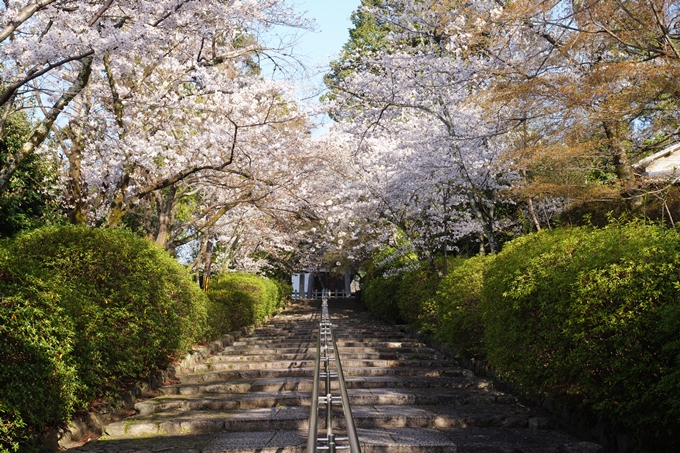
xmin=484 ymin=224 xmax=498 ymax=254
xmin=67 ymin=141 xmax=87 ymax=224
xmin=193 ymin=234 xmax=209 ymax=286
xmin=65 ymin=94 xmax=91 ymax=225
xmin=603 ymin=122 xmax=635 ymax=186
xmin=527 ymin=197 xmax=541 ymax=231
xmin=468 ymin=192 xmax=498 ymax=254
xmin=104 ymin=171 xmax=131 ymax=228
xmin=154 ymin=186 xmax=177 ymax=248
xmin=203 ymin=238 xmax=215 ymax=292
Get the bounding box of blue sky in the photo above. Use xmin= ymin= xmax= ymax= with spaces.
xmin=281 ymin=0 xmax=361 ymax=132
xmin=293 ymin=0 xmax=361 ymax=69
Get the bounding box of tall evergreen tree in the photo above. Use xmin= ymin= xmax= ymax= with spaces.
xmin=324 ymin=0 xmax=395 ymax=108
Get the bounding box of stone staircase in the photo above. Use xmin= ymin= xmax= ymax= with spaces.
xmin=68 ymin=299 xmax=603 ymax=453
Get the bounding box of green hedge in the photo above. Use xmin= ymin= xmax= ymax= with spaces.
xmin=362 ymin=274 xmax=402 ymax=322
xmin=207 ymin=273 xmax=288 ymax=334
xmin=482 ymin=223 xmax=680 ymax=451
xmin=362 ymin=223 xmax=680 ymax=451
xmin=361 ymin=258 xmax=439 ymax=327
xmin=396 ymin=268 xmax=439 ymax=328
xmin=361 ymin=248 xmax=404 ymax=322
xmin=0 ymin=291 xmax=78 ymax=453
xmin=0 ymin=226 xmax=209 ymax=452
xmin=435 ymin=255 xmax=494 ymax=358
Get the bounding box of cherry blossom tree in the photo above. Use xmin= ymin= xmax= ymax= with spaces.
xmin=326 ymin=0 xmax=517 ymax=259
xmin=1 ymin=0 xmax=310 ymax=198
xmin=1 ymin=0 xmax=345 ymax=277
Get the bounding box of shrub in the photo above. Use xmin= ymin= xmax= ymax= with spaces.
xmin=205 ymin=293 xmax=234 ymax=338
xmin=0 ymin=226 xmax=209 ymax=451
xmin=435 ymin=255 xmax=494 ymax=357
xmin=362 ymin=274 xmax=402 ymax=322
xmin=207 ymin=273 xmax=286 ymax=335
xmin=395 ymin=266 xmax=439 ymax=330
xmin=0 ymin=292 xmax=77 ymax=453
xmin=481 ymin=223 xmax=680 ymax=451
xmin=0 ymin=111 xmax=63 ymax=239
xmin=361 ymin=262 xmax=440 ymax=326
xmin=272 ymin=280 xmax=293 ymax=303
xmin=360 ymin=248 xmax=417 ymax=323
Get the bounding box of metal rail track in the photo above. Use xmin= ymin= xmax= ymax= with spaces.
xmin=307 ymin=295 xmax=361 ymax=453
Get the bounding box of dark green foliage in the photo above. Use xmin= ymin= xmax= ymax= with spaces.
xmin=360 ymin=247 xmax=407 ymax=322
xmin=0 ymin=226 xmax=209 ymax=452
xmin=270 ymin=279 xmax=292 ymax=316
xmin=207 ymin=273 xmax=287 ymax=335
xmin=0 ymin=112 xmax=63 ymax=238
xmin=0 ymin=292 xmax=77 ymax=453
xmin=435 ymin=256 xmax=494 ymax=358
xmin=324 ymin=0 xmax=396 ymax=111
xmin=362 ymin=274 xmax=402 ymax=322
xmin=482 ymin=223 xmax=680 ymax=451
xmin=205 ymin=291 xmax=235 ymax=337
xmin=364 ymin=223 xmax=680 ymax=450
xmin=344 ymin=0 xmax=392 ymax=55
xmin=361 ymin=250 xmax=439 ymax=325
xmin=395 ymin=267 xmax=439 ymax=330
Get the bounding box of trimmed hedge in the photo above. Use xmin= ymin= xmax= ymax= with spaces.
xmin=435 ymin=255 xmax=494 ymax=358
xmin=0 ymin=290 xmax=78 ymax=453
xmin=396 ymin=268 xmax=439 ymax=328
xmin=362 ymin=274 xmax=402 ymax=322
xmin=482 ymin=223 xmax=680 ymax=451
xmin=207 ymin=273 xmax=288 ymax=334
xmin=361 ymin=258 xmax=439 ymax=327
xmin=0 ymin=226 xmax=210 ymax=452
xmin=360 ymin=248 xmax=404 ymax=322
xmin=362 ymin=223 xmax=680 ymax=451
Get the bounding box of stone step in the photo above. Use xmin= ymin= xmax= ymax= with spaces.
xmin=159 ymin=375 xmax=487 ymax=396
xmin=180 ymin=365 xmax=468 ymax=383
xmin=202 ymin=428 xmax=601 ymax=453
xmin=213 ymin=345 xmax=435 ymax=355
xmin=248 ymin=325 xmax=408 ymax=339
xmin=135 ymin=388 xmax=519 ymax=416
xmin=104 ymin=404 xmax=561 ymax=438
xmin=238 ymin=326 xmax=405 ymax=333
xmin=201 ymin=355 xmax=445 ymax=368
xmin=75 ymin=427 xmax=601 ymax=453
xmin=230 ymin=340 xmax=426 ymax=348
xmin=206 ymin=348 xmax=437 ymax=364
xmin=179 ymin=363 xmax=464 ymax=384
xmin=72 ymin=300 xmax=604 ymax=453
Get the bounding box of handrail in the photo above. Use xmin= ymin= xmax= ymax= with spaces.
xmin=331 ymin=328 xmax=361 ymax=453
xmin=307 ymin=295 xmax=361 ymax=453
xmin=306 ymin=332 xmax=322 ymax=453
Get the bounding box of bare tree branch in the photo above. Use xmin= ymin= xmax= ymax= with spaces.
xmin=0 ymin=0 xmax=58 ymax=43
xmin=88 ymin=0 xmax=115 ymax=27
xmin=152 ymin=0 xmax=192 ymax=27
xmin=0 ymin=56 xmax=93 ymax=193
xmin=0 ymin=50 xmax=94 ymax=108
